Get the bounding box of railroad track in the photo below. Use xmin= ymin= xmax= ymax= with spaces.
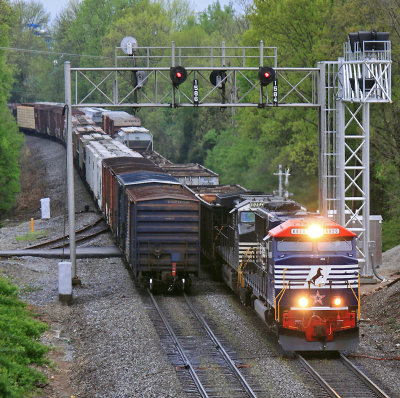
xmin=298 ymin=352 xmax=390 ymax=398
xmin=23 ymin=218 xmax=109 ymax=250
xmin=147 ymin=290 xmax=265 ymax=398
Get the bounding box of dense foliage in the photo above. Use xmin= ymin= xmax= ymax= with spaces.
xmin=0 ymin=276 xmax=49 ymax=397
xmin=0 ymin=4 xmax=48 ymax=397
xmin=4 ymin=0 xmax=400 ymax=249
xmin=0 ymin=0 xmax=24 ymax=215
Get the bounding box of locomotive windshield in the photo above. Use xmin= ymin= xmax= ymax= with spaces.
xmin=276 ymin=241 xmax=312 ymax=252
xmin=276 ymin=239 xmax=353 ymax=252
xmin=317 ymin=240 xmax=353 ymax=252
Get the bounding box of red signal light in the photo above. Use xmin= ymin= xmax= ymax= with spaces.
xmin=170 ymin=66 xmax=187 ymax=85
xmin=258 ymin=66 xmax=275 ymax=86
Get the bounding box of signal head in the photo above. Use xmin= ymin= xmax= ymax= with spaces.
xmin=258 ymin=66 xmax=275 ymax=86
xmin=210 ymin=70 xmax=227 ymax=87
xmin=170 ymin=66 xmax=187 ymax=86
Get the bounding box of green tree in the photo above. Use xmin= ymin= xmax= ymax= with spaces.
xmin=101 ymin=0 xmax=245 ymax=164
xmin=0 ymin=277 xmax=49 ymax=397
xmin=0 ymin=0 xmax=24 ymax=215
xmin=206 ymin=0 xmax=400 ymax=246
xmin=8 ymin=0 xmax=53 ymax=102
xmin=357 ymin=0 xmax=400 ymax=248
xmin=204 ymin=0 xmax=336 ymax=208
xmin=315 ymin=0 xmax=400 ymax=247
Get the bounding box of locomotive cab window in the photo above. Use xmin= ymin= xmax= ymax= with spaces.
xmin=317 ymin=240 xmax=353 ymax=252
xmin=276 ymin=240 xmax=312 ymax=252
xmin=240 ymin=211 xmax=255 ymax=223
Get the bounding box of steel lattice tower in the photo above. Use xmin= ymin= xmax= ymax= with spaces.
xmin=319 ymin=33 xmax=391 ymax=278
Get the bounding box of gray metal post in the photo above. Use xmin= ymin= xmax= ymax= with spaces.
xmin=64 ymin=62 xmax=78 ymax=284
xmin=318 ymin=62 xmax=327 ymax=216
xmin=362 ymin=103 xmax=371 ymax=276
xmin=278 ymin=164 xmax=282 ymax=197
xmin=171 ymin=41 xmax=175 ymax=67
xmin=171 ymin=41 xmax=175 ymax=107
xmin=274 ymin=165 xmax=283 ymax=197
xmin=336 ymin=99 xmax=345 ymax=226
xmin=259 ymin=41 xmax=264 ymax=105
xmin=113 ymin=47 xmax=118 ymax=104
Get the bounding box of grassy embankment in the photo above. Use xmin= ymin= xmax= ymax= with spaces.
xmin=0 ymin=276 xmax=49 ymax=397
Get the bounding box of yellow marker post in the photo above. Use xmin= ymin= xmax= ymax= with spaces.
xmin=30 ymin=218 xmax=34 ymax=233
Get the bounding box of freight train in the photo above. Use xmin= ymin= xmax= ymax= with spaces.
xmin=11 ymin=102 xmax=360 ymax=352
xmin=14 ymin=103 xmax=200 ymax=292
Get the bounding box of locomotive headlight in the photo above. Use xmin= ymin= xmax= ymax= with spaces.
xmin=333 ymin=297 xmax=342 ymax=306
xmin=307 ymin=224 xmax=323 ymax=239
xmin=298 ymin=297 xmax=309 ymax=308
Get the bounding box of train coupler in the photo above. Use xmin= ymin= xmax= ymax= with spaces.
xmin=167 ymin=275 xmax=191 ymax=293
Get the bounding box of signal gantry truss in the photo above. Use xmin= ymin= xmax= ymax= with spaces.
xmin=68 ymin=41 xmax=319 ymax=108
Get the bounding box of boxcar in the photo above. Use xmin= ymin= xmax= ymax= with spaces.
xmin=124 ymin=178 xmax=200 ymax=292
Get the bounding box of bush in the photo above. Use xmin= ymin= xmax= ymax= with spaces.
xmin=382 ymin=218 xmax=400 ymax=252
xmin=0 ymin=277 xmax=49 ymax=397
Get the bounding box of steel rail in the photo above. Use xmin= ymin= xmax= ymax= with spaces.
xmin=51 ymin=227 xmax=109 ymax=248
xmin=339 ymin=354 xmax=390 ymax=398
xmin=297 ymin=354 xmax=341 ymax=398
xmin=23 ymin=218 xmax=104 ymax=250
xmin=147 ymin=290 xmax=209 ymax=398
xmin=298 ymin=353 xmax=390 ymax=398
xmin=183 ymin=293 xmax=258 ymax=398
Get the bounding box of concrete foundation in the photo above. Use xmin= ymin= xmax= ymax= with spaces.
xmin=58 ymin=261 xmax=72 ymax=304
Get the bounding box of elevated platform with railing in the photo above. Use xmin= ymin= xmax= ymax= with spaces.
xmin=339 ymin=31 xmax=391 ymax=103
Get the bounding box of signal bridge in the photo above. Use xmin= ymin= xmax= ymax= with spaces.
xmin=64 ymin=32 xmax=391 ymax=279
xmin=68 ymin=40 xmax=318 ymax=108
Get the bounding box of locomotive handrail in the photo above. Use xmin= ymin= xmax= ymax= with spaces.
xmin=237 ymin=247 xmax=254 ymax=288
xmin=212 ymin=225 xmax=225 ymax=257
xmin=240 ymin=259 xmax=269 ymax=297
xmin=275 ymin=282 xmax=289 ymax=322
xmin=347 ymin=274 xmax=361 ymax=320
xmin=213 ymin=225 xmax=234 ymax=240
xmin=274 ymin=268 xmax=288 ymax=322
